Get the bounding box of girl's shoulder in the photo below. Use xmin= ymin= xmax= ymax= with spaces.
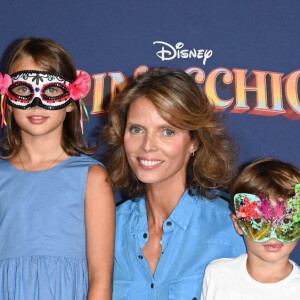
xmin=62 ymin=155 xmax=107 ymax=185
xmin=0 ymin=158 xmax=10 ymax=165
xmin=64 ymin=154 xmax=104 ymax=169
xmin=0 ymin=155 xmax=103 ymax=173
xmin=53 ymin=154 xmax=104 ymax=173
xmin=0 ymin=158 xmax=14 ymax=173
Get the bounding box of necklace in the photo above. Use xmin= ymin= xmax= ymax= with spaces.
xmin=18 ymin=150 xmax=65 ymax=171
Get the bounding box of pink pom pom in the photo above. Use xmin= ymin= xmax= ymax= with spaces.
xmin=68 ymin=72 xmax=90 ymax=100
xmin=0 ymin=73 xmax=12 ymax=95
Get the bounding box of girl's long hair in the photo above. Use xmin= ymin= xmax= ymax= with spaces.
xmin=2 ymin=37 xmax=96 ymax=158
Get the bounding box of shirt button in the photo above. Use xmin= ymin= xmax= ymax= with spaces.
xmin=138 ymin=255 xmax=143 ymax=259
xmin=167 ymin=221 xmax=172 ymax=226
xmin=150 ymin=283 xmax=154 ymax=288
xmin=143 ymin=233 xmax=148 ymax=238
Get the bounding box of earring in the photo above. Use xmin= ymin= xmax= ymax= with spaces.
xmin=191 ymin=151 xmax=195 ymax=157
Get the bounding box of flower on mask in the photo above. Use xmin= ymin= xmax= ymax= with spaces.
xmin=238 ymin=197 xmax=260 ymax=222
xmin=68 ymin=72 xmax=90 ymax=100
xmin=0 ymin=73 xmax=12 ymax=95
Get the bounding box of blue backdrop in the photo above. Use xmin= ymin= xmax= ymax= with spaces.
xmin=0 ymin=0 xmax=299 ymax=262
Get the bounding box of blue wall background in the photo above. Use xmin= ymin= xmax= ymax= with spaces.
xmin=0 ymin=0 xmax=299 ymax=262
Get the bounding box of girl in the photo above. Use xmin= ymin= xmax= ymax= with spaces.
xmin=0 ymin=38 xmax=115 ymax=300
xmin=103 ymin=68 xmax=246 ymax=300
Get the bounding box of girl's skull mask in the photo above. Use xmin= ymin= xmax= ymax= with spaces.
xmin=7 ymin=70 xmax=73 ymax=110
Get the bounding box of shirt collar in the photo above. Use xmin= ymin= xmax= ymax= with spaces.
xmin=130 ymin=190 xmax=197 ymax=234
xmin=130 ymin=197 xmax=148 ymax=235
xmin=168 ymin=189 xmax=196 ymax=230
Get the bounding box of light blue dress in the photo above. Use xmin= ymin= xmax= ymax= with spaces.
xmin=0 ymin=154 xmax=101 ymax=300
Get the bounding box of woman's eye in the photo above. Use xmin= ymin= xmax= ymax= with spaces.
xmin=130 ymin=126 xmax=142 ymax=134
xmin=163 ymin=129 xmax=175 ymax=136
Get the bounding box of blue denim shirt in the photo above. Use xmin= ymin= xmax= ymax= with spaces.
xmin=113 ymin=190 xmax=246 ymax=300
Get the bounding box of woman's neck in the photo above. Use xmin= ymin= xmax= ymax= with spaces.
xmin=146 ymin=182 xmax=186 ymax=228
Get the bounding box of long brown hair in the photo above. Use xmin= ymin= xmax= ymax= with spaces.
xmin=2 ymin=37 xmax=96 ymax=158
xmin=102 ymin=68 xmax=237 ymax=199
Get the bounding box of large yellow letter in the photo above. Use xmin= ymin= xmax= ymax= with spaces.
xmin=91 ymin=73 xmax=106 ymax=114
xmin=205 ymin=68 xmax=233 ymax=112
xmin=108 ymin=72 xmax=129 ymax=101
xmin=283 ymin=70 xmax=300 ymax=120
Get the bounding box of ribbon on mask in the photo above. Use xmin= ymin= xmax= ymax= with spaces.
xmin=68 ymin=72 xmax=90 ymax=133
xmin=0 ymin=73 xmax=12 ymax=127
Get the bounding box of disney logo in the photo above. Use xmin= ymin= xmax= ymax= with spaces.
xmin=153 ymin=41 xmax=213 ymax=65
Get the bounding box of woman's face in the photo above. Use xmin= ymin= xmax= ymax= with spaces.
xmin=124 ymin=97 xmax=197 ymax=189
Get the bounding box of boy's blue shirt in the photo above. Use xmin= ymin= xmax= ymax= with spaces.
xmin=113 ymin=190 xmax=246 ymax=300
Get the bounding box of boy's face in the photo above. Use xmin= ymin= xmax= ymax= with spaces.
xmin=232 ymin=214 xmax=298 ymax=263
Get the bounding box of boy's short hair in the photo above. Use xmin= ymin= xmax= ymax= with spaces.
xmin=231 ymin=158 xmax=300 ymax=204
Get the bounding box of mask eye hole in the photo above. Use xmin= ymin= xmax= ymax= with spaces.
xmin=43 ymin=85 xmax=65 ymax=97
xmin=282 ymin=217 xmax=293 ymax=225
xmin=11 ymin=83 xmax=33 ymax=97
xmin=253 ymin=218 xmax=263 ymax=225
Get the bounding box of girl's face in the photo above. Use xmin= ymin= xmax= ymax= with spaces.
xmin=124 ymin=96 xmax=197 ymax=189
xmin=9 ymin=56 xmax=73 ymax=139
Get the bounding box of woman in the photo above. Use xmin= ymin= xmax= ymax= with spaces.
xmin=103 ymin=68 xmax=245 ymax=299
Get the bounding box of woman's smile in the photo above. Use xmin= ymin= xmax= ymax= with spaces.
xmin=137 ymin=158 xmax=164 ymax=168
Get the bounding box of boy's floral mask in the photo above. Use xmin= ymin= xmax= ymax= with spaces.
xmin=234 ymin=184 xmax=300 ymax=243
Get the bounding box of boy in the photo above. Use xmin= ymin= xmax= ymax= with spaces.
xmin=201 ymin=158 xmax=300 ymax=300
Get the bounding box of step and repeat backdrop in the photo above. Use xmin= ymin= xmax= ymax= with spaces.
xmin=0 ymin=1 xmax=299 ymax=261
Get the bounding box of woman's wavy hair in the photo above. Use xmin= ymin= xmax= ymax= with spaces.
xmin=231 ymin=158 xmax=300 ymax=205
xmin=2 ymin=37 xmax=96 ymax=158
xmin=102 ymin=68 xmax=238 ymax=199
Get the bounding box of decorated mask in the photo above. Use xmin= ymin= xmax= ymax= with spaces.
xmin=0 ymin=70 xmax=90 ymax=131
xmin=234 ymin=184 xmax=300 ymax=243
xmin=7 ymin=70 xmax=73 ymax=110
